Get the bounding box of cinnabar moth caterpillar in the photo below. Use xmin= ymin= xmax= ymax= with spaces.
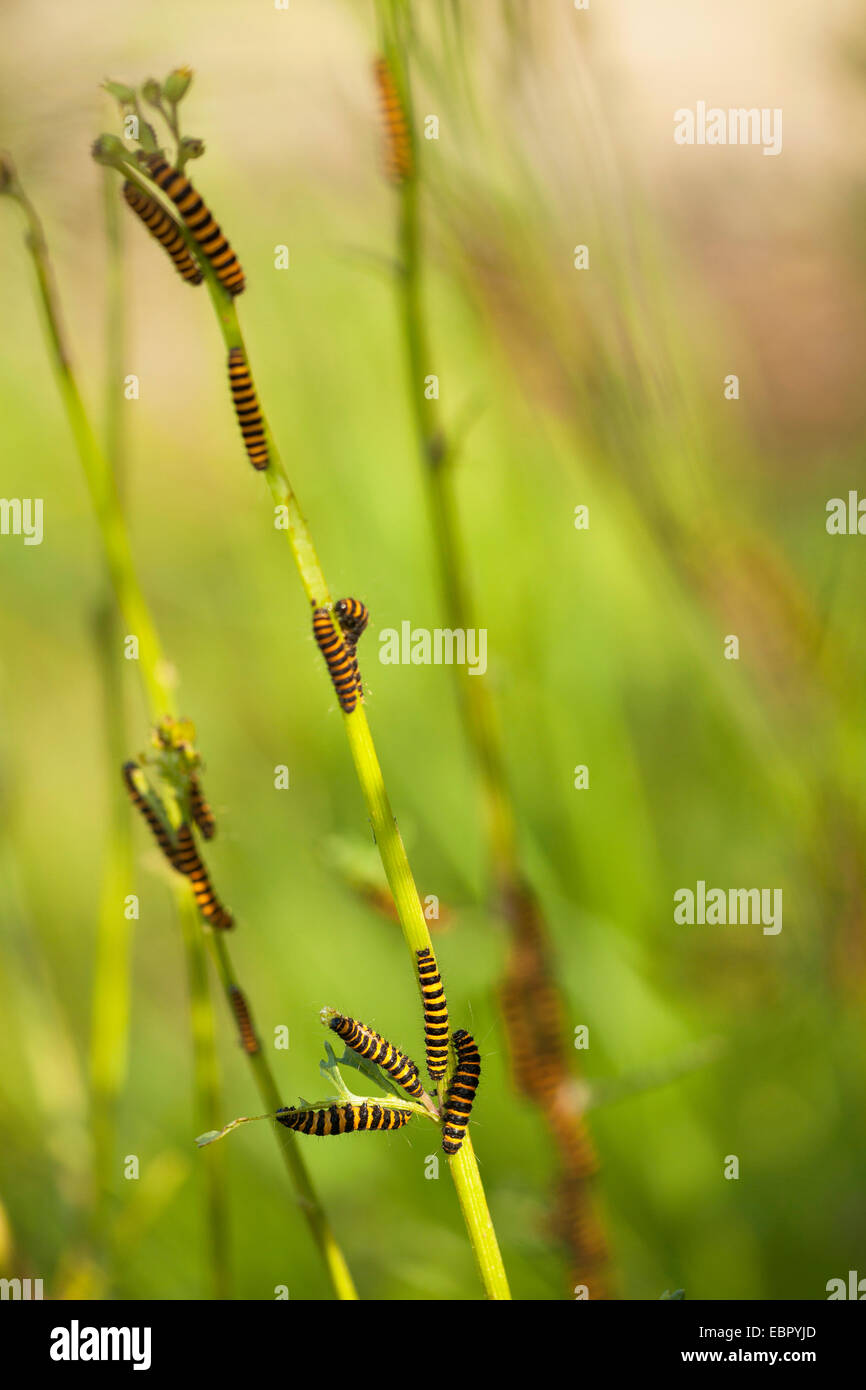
xmin=188 ymin=770 xmax=217 ymax=840
xmin=122 ymin=761 xmax=177 ymax=867
xmin=373 ymin=57 xmax=413 ymax=183
xmin=121 ymin=181 xmax=204 ymax=285
xmin=441 ymin=1028 xmax=481 ymax=1155
xmin=415 ymin=946 xmax=449 ymax=1079
xmin=173 ymin=823 xmax=234 ymax=929
xmin=312 ymin=606 xmax=359 ymax=713
xmin=334 ymin=597 xmax=369 ymax=641
xmin=227 ymin=347 xmax=269 ymax=471
xmin=142 ymin=154 xmax=245 ymax=295
xmin=275 ymin=1102 xmax=411 ymax=1135
xmin=498 ymin=973 xmax=565 ymax=1105
xmin=328 ymin=1014 xmax=424 ymax=1099
xmin=229 ymin=985 xmax=259 ymax=1055
xmin=335 ymin=597 xmax=368 ymax=696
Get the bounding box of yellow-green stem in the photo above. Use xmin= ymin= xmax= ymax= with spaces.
xmin=89 ymin=172 xmax=134 ymax=1258
xmin=177 ymin=887 xmax=231 ymax=1299
xmin=207 ymin=934 xmax=359 ymax=1301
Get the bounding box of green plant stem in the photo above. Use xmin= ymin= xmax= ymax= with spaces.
xmin=89 ymin=171 xmax=134 ymax=1258
xmin=6 ymin=175 xmax=359 ymax=1301
xmin=206 ymin=934 xmax=359 ymax=1301
xmin=12 ymin=182 xmax=173 ymax=716
xmin=107 ymin=153 xmax=509 ymax=1297
xmin=89 ymin=606 xmax=133 ymax=1245
xmin=176 ymin=888 xmax=231 ymax=1299
xmin=382 ymin=24 xmax=613 ymax=1296
xmin=397 ymin=172 xmax=519 ymax=881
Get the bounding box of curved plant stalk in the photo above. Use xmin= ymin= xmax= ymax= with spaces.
xmin=373 ymin=9 xmax=611 ymax=1296
xmin=88 ymin=169 xmax=134 ymax=1263
xmin=176 ymin=887 xmax=230 ymax=1298
xmin=1 ymin=164 xmax=359 ymax=1303
xmin=99 ymin=139 xmax=510 ymax=1298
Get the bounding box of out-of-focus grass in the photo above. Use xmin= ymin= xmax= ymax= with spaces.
xmin=0 ymin=0 xmax=864 ymax=1299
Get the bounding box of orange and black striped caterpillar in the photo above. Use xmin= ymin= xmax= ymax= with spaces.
xmin=229 ymin=985 xmax=260 ymax=1055
xmin=173 ymin=823 xmax=234 ymax=929
xmin=441 ymin=1028 xmax=481 ymax=1155
xmin=122 ymin=761 xmax=177 ymax=867
xmin=328 ymin=1013 xmax=424 ymax=1100
xmin=312 ymin=606 xmax=359 ymax=713
xmin=227 ymin=348 xmax=269 ymax=471
xmin=416 ymin=946 xmax=449 ymax=1080
xmin=187 ymin=769 xmax=216 ymax=840
xmin=275 ymin=1102 xmax=411 ymax=1135
xmin=122 ymin=181 xmax=203 ymax=286
xmin=141 ymin=154 xmax=245 ymax=295
xmin=335 ymin=597 xmax=369 ymax=696
xmin=373 ymin=56 xmax=413 ymax=184
xmin=335 ymin=597 xmax=369 ymax=642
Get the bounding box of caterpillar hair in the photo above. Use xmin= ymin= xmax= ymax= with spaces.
xmin=188 ymin=770 xmax=217 ymax=840
xmin=441 ymin=1028 xmax=481 ymax=1156
xmin=312 ymin=606 xmax=359 ymax=713
xmin=122 ymin=761 xmax=177 ymax=867
xmin=415 ymin=946 xmax=449 ymax=1079
xmin=122 ymin=181 xmax=204 ymax=285
xmin=373 ymin=56 xmax=413 ymax=183
xmin=327 ymin=1013 xmax=424 ymax=1100
xmin=141 ymin=154 xmax=245 ymax=295
xmin=173 ymin=823 xmax=234 ymax=929
xmin=227 ymin=347 xmax=269 ymax=471
xmin=275 ymin=1102 xmax=411 ymax=1135
xmin=228 ymin=985 xmax=260 ymax=1055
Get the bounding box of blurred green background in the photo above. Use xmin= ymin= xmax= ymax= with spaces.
xmin=0 ymin=0 xmax=865 ymax=1300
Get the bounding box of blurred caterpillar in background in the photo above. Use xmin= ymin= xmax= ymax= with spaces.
xmin=415 ymin=946 xmax=449 ymax=1079
xmin=312 ymin=606 xmax=359 ymax=713
xmin=229 ymin=985 xmax=259 ymax=1055
xmin=142 ymin=153 xmax=245 ymax=294
xmin=441 ymin=1029 xmax=481 ymax=1155
xmin=373 ymin=56 xmax=413 ymax=183
xmin=275 ymin=1102 xmax=411 ymax=1135
xmin=121 ymin=181 xmax=203 ymax=285
xmin=188 ymin=769 xmax=217 ymax=839
xmin=227 ymin=348 xmax=269 ymax=471
xmin=173 ymin=823 xmax=234 ymax=929
xmin=327 ymin=1012 xmax=424 ymax=1099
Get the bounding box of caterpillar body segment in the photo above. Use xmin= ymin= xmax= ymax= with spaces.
xmin=312 ymin=606 xmax=359 ymax=713
xmin=415 ymin=946 xmax=449 ymax=1080
xmin=173 ymin=823 xmax=234 ymax=929
xmin=275 ymin=1102 xmax=412 ymax=1135
xmin=122 ymin=761 xmax=177 ymax=867
xmin=227 ymin=347 xmax=269 ymax=471
xmin=373 ymin=56 xmax=413 ymax=184
xmin=229 ymin=985 xmax=260 ymax=1055
xmin=327 ymin=1013 xmax=424 ymax=1100
xmin=188 ymin=770 xmax=217 ymax=840
xmin=441 ymin=1028 xmax=481 ymax=1156
xmin=142 ymin=154 xmax=245 ymax=295
xmin=121 ymin=181 xmax=204 ymax=285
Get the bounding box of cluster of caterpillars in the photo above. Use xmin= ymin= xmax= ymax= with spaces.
xmin=276 ymin=947 xmax=480 ymax=1157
